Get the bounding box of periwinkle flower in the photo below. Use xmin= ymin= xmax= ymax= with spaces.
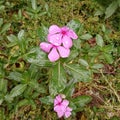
xmin=40 ymin=24 xmax=78 ymax=62
xmin=54 ymin=95 xmax=72 ymax=118
xmin=40 ymin=42 xmax=70 ymax=62
xmin=48 ymin=25 xmax=78 ymax=48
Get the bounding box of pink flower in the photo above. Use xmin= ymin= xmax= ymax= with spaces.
xmin=54 ymin=95 xmax=72 ymax=118
xmin=64 ymin=107 xmax=72 ymax=118
xmin=40 ymin=42 xmax=70 ymax=62
xmin=48 ymin=25 xmax=78 ymax=49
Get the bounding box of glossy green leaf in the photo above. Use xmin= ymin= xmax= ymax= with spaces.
xmin=94 ymin=9 xmax=104 ymax=16
xmin=102 ymin=25 xmax=106 ymax=33
xmin=71 ymin=95 xmax=92 ymax=111
xmin=31 ymin=0 xmax=37 ymax=10
xmin=29 ymin=81 xmax=46 ymax=93
xmin=63 ymin=79 xmax=76 ymax=97
xmin=67 ymin=19 xmax=82 ymax=32
xmin=0 ymin=5 xmax=5 ymax=12
xmin=28 ymin=64 xmax=41 ymax=80
xmin=15 ymin=99 xmax=36 ymax=110
xmin=118 ymin=0 xmax=120 ymax=7
xmin=73 ymin=38 xmax=81 ymax=49
xmin=64 ymin=64 xmax=92 ymax=82
xmin=10 ymin=84 xmax=27 ymax=98
xmin=66 ymin=49 xmax=79 ymax=62
xmin=18 ymin=30 xmax=24 ymax=40
xmin=0 ymin=23 xmax=11 ymax=34
xmin=15 ymin=99 xmax=29 ymax=110
xmin=0 ymin=18 xmax=3 ymax=27
xmin=96 ymin=34 xmax=104 ymax=47
xmin=40 ymin=96 xmax=53 ymax=105
xmin=37 ymin=24 xmax=48 ymax=41
xmin=102 ymin=44 xmax=114 ymax=53
xmin=7 ymin=34 xmax=18 ymax=43
xmin=105 ymin=1 xmax=118 ymax=19
xmin=24 ymin=47 xmax=52 ymax=66
xmin=8 ymin=71 xmax=22 ymax=82
xmin=79 ymin=59 xmax=89 ymax=67
xmin=80 ymin=33 xmax=92 ymax=40
xmin=91 ymin=64 xmax=104 ymax=69
xmin=0 ymin=79 xmax=7 ymax=93
xmin=103 ymin=53 xmax=114 ymax=64
xmin=0 ymin=108 xmax=5 ymax=120
xmin=4 ymin=94 xmax=14 ymax=103
xmin=49 ymin=61 xmax=67 ymax=95
xmin=0 ymin=98 xmax=3 ymax=105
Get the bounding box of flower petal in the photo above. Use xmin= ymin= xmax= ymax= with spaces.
xmin=57 ymin=46 xmax=70 ymax=58
xmin=54 ymin=104 xmax=66 ymax=118
xmin=62 ymin=35 xmax=73 ymax=48
xmin=48 ymin=34 xmax=62 ymax=46
xmin=48 ymin=48 xmax=60 ymax=62
xmin=49 ymin=25 xmax=61 ymax=34
xmin=64 ymin=107 xmax=72 ymax=118
xmin=54 ymin=105 xmax=60 ymax=112
xmin=61 ymin=100 xmax=69 ymax=107
xmin=61 ymin=26 xmax=69 ymax=33
xmin=67 ymin=29 xmax=78 ymax=39
xmin=40 ymin=42 xmax=53 ymax=53
xmin=56 ymin=109 xmax=64 ymax=118
xmin=54 ymin=95 xmax=62 ymax=106
xmin=64 ymin=111 xmax=71 ymax=118
xmin=66 ymin=107 xmax=72 ymax=112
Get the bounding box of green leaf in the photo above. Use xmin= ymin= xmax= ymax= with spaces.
xmin=79 ymin=59 xmax=89 ymax=67
xmin=18 ymin=9 xmax=22 ymax=19
xmin=63 ymin=79 xmax=76 ymax=97
xmin=15 ymin=99 xmax=36 ymax=110
xmin=105 ymin=1 xmax=118 ymax=19
xmin=10 ymin=84 xmax=27 ymax=98
xmin=37 ymin=24 xmax=48 ymax=41
xmin=4 ymin=94 xmax=14 ymax=103
xmin=15 ymin=99 xmax=29 ymax=110
xmin=0 ymin=5 xmax=5 ymax=12
xmin=0 ymin=18 xmax=3 ymax=27
xmin=0 ymin=98 xmax=3 ymax=105
xmin=49 ymin=61 xmax=67 ymax=95
xmin=94 ymin=9 xmax=104 ymax=16
xmin=0 ymin=23 xmax=11 ymax=34
xmin=18 ymin=30 xmax=24 ymax=40
xmin=118 ymin=0 xmax=120 ymax=7
xmin=7 ymin=34 xmax=18 ymax=43
xmin=40 ymin=96 xmax=53 ymax=105
xmin=96 ymin=34 xmax=104 ymax=47
xmin=71 ymin=95 xmax=92 ymax=111
xmin=31 ymin=0 xmax=37 ymax=10
xmin=64 ymin=64 xmax=92 ymax=82
xmin=28 ymin=64 xmax=41 ymax=80
xmin=67 ymin=19 xmax=82 ymax=32
xmin=0 ymin=79 xmax=7 ymax=93
xmin=80 ymin=33 xmax=93 ymax=40
xmin=0 ymin=108 xmax=5 ymax=120
xmin=8 ymin=71 xmax=22 ymax=82
xmin=66 ymin=49 xmax=79 ymax=62
xmin=91 ymin=64 xmax=104 ymax=69
xmin=102 ymin=44 xmax=114 ymax=53
xmin=73 ymin=38 xmax=81 ymax=49
xmin=102 ymin=25 xmax=106 ymax=33
xmin=103 ymin=53 xmax=114 ymax=64
xmin=29 ymin=81 xmax=46 ymax=93
xmin=24 ymin=47 xmax=52 ymax=66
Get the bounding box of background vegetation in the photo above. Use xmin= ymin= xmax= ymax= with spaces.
xmin=0 ymin=0 xmax=120 ymax=120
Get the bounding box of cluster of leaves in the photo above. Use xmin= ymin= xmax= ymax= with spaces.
xmin=0 ymin=0 xmax=120 ymax=119
xmin=94 ymin=0 xmax=120 ymax=19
